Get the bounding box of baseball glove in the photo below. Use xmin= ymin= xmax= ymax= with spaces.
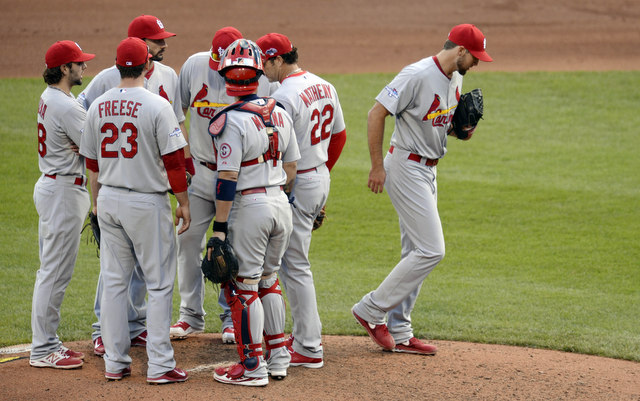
xmin=451 ymin=88 xmax=484 ymax=140
xmin=201 ymin=237 xmax=239 ymax=284
xmin=313 ymin=206 xmax=326 ymax=231
xmin=82 ymin=211 xmax=100 ymax=257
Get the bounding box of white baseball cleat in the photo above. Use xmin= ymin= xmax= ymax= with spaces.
xmin=222 ymin=327 xmax=236 ymax=344
xmin=30 ymin=350 xmax=83 ymax=369
xmin=214 ymin=363 xmax=268 ymax=387
xmin=170 ymin=321 xmax=203 ymax=339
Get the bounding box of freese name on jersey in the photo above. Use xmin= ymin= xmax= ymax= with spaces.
xmin=96 ymin=99 xmax=142 ymax=118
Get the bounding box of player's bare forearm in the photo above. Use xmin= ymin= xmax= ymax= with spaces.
xmin=88 ymin=170 xmax=100 ymax=214
xmin=367 ymin=102 xmax=389 ymax=193
xmin=283 ymin=161 xmax=297 ymax=193
xmin=179 ymin=121 xmax=192 ymax=158
xmin=174 ymin=191 xmax=191 ymax=234
xmin=214 ymin=170 xmax=237 ymax=238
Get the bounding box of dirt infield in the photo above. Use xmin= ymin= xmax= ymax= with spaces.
xmin=2 ymin=0 xmax=639 ymax=399
xmin=2 ymin=334 xmax=639 ymax=400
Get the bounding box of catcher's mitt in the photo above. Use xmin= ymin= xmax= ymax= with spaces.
xmin=201 ymin=237 xmax=239 ymax=284
xmin=451 ymin=88 xmax=484 ymax=140
xmin=313 ymin=206 xmax=326 ymax=231
xmin=81 ymin=211 xmax=100 ymax=257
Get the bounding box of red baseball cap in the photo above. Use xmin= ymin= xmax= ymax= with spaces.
xmin=448 ymin=24 xmax=493 ymax=62
xmin=116 ymin=37 xmax=151 ymax=67
xmin=45 ymin=41 xmax=95 ymax=69
xmin=209 ymin=27 xmax=243 ymax=70
xmin=256 ymin=33 xmax=293 ymax=60
xmin=128 ymin=15 xmax=176 ymax=40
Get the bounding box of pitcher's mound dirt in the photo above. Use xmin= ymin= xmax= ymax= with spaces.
xmin=1 ymin=334 xmax=638 ymax=400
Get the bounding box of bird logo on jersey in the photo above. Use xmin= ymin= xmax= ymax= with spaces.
xmin=191 ymin=83 xmax=230 ymax=119
xmin=422 ymin=93 xmax=455 ymax=127
xmin=158 ymin=85 xmax=170 ymax=103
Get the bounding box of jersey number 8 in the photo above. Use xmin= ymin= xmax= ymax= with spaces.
xmin=37 ymin=123 xmax=47 ymax=157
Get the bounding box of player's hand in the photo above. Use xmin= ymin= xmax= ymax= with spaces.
xmin=70 ymin=143 xmax=80 ymax=154
xmin=207 ymin=231 xmax=227 ymax=260
xmin=175 ymin=203 xmax=191 ymax=235
xmin=368 ymin=165 xmax=386 ymax=194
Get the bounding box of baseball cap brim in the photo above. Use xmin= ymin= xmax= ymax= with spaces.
xmin=468 ymin=49 xmax=493 ymax=62
xmin=144 ymin=30 xmax=176 ymax=40
xmin=73 ymin=53 xmax=96 ymax=63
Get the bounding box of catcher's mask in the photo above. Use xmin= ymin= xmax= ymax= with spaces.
xmin=218 ymin=39 xmax=263 ymax=96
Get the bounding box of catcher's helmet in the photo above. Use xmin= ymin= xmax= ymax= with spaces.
xmin=218 ymin=39 xmax=263 ymax=96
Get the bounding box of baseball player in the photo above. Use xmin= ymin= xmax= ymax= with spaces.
xmin=207 ymin=39 xmax=299 ymax=386
xmin=256 ymin=33 xmax=347 ymax=368
xmin=170 ymin=27 xmax=279 ymax=342
xmin=30 ymin=41 xmax=95 ymax=370
xmin=351 ymin=24 xmax=492 ymax=354
xmin=80 ymin=37 xmax=190 ymax=383
xmin=77 ymin=14 xmax=189 ymax=356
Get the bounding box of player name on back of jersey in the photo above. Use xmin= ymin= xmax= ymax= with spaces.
xmin=97 ymin=99 xmax=142 ymax=119
xmin=250 ymin=110 xmax=287 ymax=130
xmin=38 ymin=99 xmax=47 ymax=119
xmin=299 ymin=83 xmax=333 ymax=108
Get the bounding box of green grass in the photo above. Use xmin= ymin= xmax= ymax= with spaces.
xmin=1 ymin=72 xmax=638 ymax=361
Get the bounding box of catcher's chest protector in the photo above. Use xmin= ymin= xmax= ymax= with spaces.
xmin=209 ymin=98 xmax=282 ymax=166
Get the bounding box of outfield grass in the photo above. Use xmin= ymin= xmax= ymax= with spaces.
xmin=1 ymin=72 xmax=638 ymax=361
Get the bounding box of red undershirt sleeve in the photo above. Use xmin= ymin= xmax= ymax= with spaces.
xmin=326 ymin=129 xmax=346 ymax=172
xmin=162 ymin=148 xmax=188 ymax=193
xmin=86 ymin=158 xmax=99 ymax=172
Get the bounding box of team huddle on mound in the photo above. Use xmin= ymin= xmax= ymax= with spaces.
xmin=30 ymin=13 xmax=490 ymax=387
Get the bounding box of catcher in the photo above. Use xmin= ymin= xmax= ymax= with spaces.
xmin=201 ymin=39 xmax=300 ymax=387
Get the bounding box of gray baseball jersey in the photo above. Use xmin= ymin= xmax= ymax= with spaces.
xmin=377 ymin=57 xmax=463 ymax=159
xmin=81 ymin=87 xmax=186 ymax=192
xmin=37 ymin=87 xmax=87 ymax=176
xmin=272 ymin=70 xmax=345 ymax=170
xmin=31 ymin=86 xmax=91 ymax=361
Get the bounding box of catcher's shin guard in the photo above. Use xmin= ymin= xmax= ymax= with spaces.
xmin=223 ymin=280 xmax=264 ymax=371
xmin=259 ymin=276 xmax=290 ymax=372
xmin=259 ymin=275 xmax=286 ymax=349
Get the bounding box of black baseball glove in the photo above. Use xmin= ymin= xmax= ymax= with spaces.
xmin=313 ymin=206 xmax=326 ymax=231
xmin=451 ymin=88 xmax=484 ymax=140
xmin=201 ymin=237 xmax=239 ymax=284
xmin=82 ymin=211 xmax=100 ymax=257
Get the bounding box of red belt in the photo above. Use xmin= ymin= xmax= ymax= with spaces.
xmin=389 ymin=146 xmax=438 ymax=166
xmin=297 ymin=167 xmax=317 ymax=174
xmin=45 ymin=174 xmax=84 ymax=186
xmin=240 ymin=186 xmax=284 ymax=195
xmin=200 ymin=161 xmax=217 ymax=171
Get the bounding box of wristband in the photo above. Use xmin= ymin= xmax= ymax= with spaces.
xmin=216 ymin=178 xmax=237 ymax=201
xmin=213 ymin=220 xmax=228 ymax=235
